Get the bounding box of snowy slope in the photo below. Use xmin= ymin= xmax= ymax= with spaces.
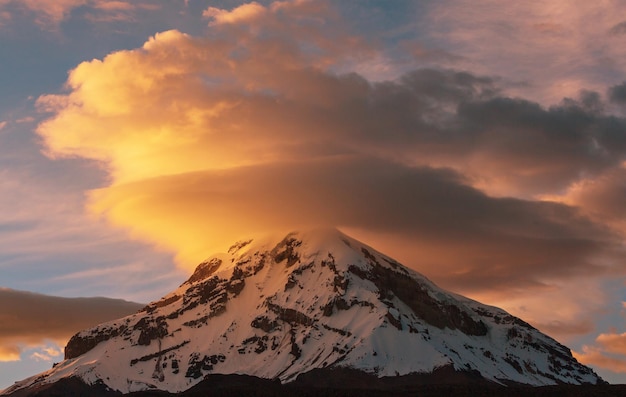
xmin=2 ymin=228 xmax=602 ymax=395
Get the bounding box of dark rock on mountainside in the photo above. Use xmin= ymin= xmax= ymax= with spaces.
xmin=2 ymin=377 xmax=121 ymax=397
xmin=2 ymin=229 xmax=605 ymax=396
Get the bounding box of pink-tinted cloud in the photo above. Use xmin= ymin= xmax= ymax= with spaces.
xmin=575 ymin=347 xmax=626 ymax=373
xmin=203 ymin=1 xmax=266 ymax=26
xmin=29 ymin=346 xmax=62 ymax=362
xmin=14 ymin=117 xmax=33 ymax=124
xmin=1 ymin=0 xmax=625 ymax=387
xmin=543 ymin=167 xmax=626 ymax=242
xmin=0 ymin=10 xmax=10 ymax=24
xmin=424 ymin=0 xmax=626 ymax=105
xmin=575 ymin=331 xmax=626 ymax=373
xmin=0 ymin=158 xmax=183 ymax=302
xmin=93 ymin=0 xmax=134 ymax=11
xmin=21 ymin=4 xmax=625 ymax=373
xmin=0 ymin=0 xmax=157 ymax=26
xmin=0 ymin=0 xmax=88 ymax=24
xmin=31 ymin=2 xmax=626 ymax=340
xmin=597 ymin=332 xmax=626 ymax=355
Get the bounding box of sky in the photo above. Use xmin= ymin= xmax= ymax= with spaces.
xmin=1 ymin=0 xmax=626 ymax=389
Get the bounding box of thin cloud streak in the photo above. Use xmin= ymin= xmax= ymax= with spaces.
xmin=31 ymin=1 xmax=626 ymax=355
xmin=0 ymin=0 xmax=624 ymax=381
xmin=0 ymin=166 xmax=183 ymax=302
xmin=423 ymin=0 xmax=626 ymax=105
xmin=0 ymin=0 xmax=159 ymax=27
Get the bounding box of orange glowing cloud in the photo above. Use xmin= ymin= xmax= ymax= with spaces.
xmin=29 ymin=349 xmax=61 ymax=362
xmin=36 ymin=2 xmax=369 ymax=183
xmin=0 ymin=346 xmax=20 ymax=362
xmin=575 ymin=349 xmax=626 ymax=373
xmin=37 ymin=1 xmax=623 ymax=267
xmin=36 ymin=1 xmax=372 ymax=266
xmin=35 ymin=1 xmax=626 ymax=341
xmin=575 ymin=331 xmax=626 ymax=373
xmin=597 ymin=332 xmax=626 ymax=355
xmin=203 ymin=2 xmax=266 ymax=26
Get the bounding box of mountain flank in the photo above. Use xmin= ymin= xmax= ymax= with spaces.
xmin=2 ymin=228 xmax=605 ymax=396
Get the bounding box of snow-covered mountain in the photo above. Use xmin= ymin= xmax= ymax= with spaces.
xmin=2 ymin=229 xmax=602 ymax=395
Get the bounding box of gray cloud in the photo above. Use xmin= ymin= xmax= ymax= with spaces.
xmin=0 ymin=288 xmax=142 ymax=360
xmin=566 ymin=168 xmax=626 ymax=223
xmin=30 ymin=11 xmax=626 ymax=347
xmin=609 ymin=21 xmax=626 ymax=35
xmin=609 ymin=82 xmax=626 ymax=104
xmin=450 ymin=95 xmax=626 ymax=192
xmin=261 ymin=68 xmax=626 ymax=196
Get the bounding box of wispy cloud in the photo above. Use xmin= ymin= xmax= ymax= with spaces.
xmin=29 ymin=346 xmax=62 ymax=362
xmin=423 ymin=0 xmax=626 ymax=104
xmin=0 ymin=0 xmax=159 ymax=27
xmin=0 ymin=0 xmax=88 ymax=25
xmin=31 ymin=2 xmax=626 ymax=356
xmin=14 ymin=117 xmax=33 ymax=124
xmin=0 ymin=0 xmax=621 ymax=379
xmin=0 ymin=165 xmax=182 ymax=302
xmin=609 ymin=21 xmax=626 ymax=36
xmin=93 ymin=1 xmax=134 ymax=11
xmin=203 ymin=1 xmax=266 ymax=26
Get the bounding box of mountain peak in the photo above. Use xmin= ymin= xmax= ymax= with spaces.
xmin=3 ymin=230 xmax=603 ymax=395
xmin=185 ymin=227 xmax=345 ymax=284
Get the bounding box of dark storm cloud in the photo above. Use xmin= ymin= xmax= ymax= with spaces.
xmin=290 ymin=68 xmax=626 ymax=195
xmin=609 ymin=82 xmax=626 ymax=104
xmin=609 ymin=21 xmax=626 ymax=35
xmin=451 ymin=95 xmax=626 ymax=191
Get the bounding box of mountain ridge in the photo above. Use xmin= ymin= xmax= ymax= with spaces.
xmin=2 ymin=228 xmax=603 ymax=395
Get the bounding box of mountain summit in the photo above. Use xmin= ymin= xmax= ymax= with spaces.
xmin=3 ymin=228 xmax=602 ymax=395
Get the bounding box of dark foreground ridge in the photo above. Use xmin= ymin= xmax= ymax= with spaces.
xmin=6 ymin=374 xmax=625 ymax=397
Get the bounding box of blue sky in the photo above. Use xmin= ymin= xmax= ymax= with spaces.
xmin=1 ymin=0 xmax=626 ymax=389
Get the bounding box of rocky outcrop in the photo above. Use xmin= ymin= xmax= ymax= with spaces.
xmin=9 ymin=229 xmax=604 ymax=397
xmin=349 ymin=250 xmax=488 ymax=336
xmin=185 ymin=258 xmax=223 ymax=285
xmin=65 ymin=324 xmax=130 ymax=360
